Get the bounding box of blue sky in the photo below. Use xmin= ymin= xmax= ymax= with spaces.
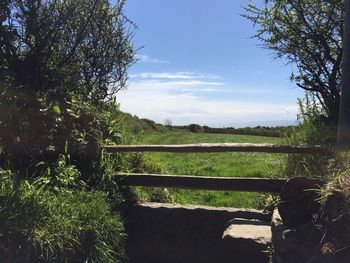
xmin=116 ymin=0 xmax=303 ymax=127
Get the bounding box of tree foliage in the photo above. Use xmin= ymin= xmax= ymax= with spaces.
xmin=244 ymin=0 xmax=344 ymax=124
xmin=0 ymin=0 xmax=135 ymax=103
xmin=0 ymin=0 xmax=135 ymax=176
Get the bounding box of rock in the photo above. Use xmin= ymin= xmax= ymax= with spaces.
xmin=271 ymin=209 xmax=286 ymax=262
xmin=278 ymin=177 xmax=324 ymax=228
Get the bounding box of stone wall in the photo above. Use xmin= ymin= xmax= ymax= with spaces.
xmin=126 ymin=202 xmax=271 ymax=263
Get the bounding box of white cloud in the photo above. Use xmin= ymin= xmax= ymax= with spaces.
xmin=130 ymin=80 xmax=224 ymax=91
xmin=127 ymin=71 xmax=225 ymax=94
xmin=118 ymin=69 xmax=299 ymax=126
xmin=135 ymin=54 xmax=169 ymax=64
xmin=130 ymin=71 xmax=220 ymax=80
xmin=116 ymin=80 xmax=298 ymax=127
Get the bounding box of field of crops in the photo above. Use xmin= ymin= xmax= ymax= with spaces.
xmin=133 ymin=131 xmax=285 ymax=208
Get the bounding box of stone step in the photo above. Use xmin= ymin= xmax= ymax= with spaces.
xmin=222 ymin=218 xmax=272 ymax=262
xmin=126 ymin=202 xmax=271 ymax=263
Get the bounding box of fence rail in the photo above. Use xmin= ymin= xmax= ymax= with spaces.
xmin=116 ymin=173 xmax=286 ymax=193
xmin=107 ymin=143 xmax=329 ymax=193
xmin=104 ymin=143 xmax=329 ymax=154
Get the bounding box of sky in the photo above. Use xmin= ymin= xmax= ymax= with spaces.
xmin=116 ymin=0 xmax=303 ymax=127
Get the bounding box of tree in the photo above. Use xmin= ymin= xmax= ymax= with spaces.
xmin=188 ymin=124 xmax=203 ymax=133
xmin=244 ymin=0 xmax=344 ymax=125
xmin=164 ymin=119 xmax=172 ymax=126
xmin=0 ymin=0 xmax=135 ymax=172
xmin=0 ymin=0 xmax=135 ymax=104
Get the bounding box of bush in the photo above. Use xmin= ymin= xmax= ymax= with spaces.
xmin=0 ymin=86 xmax=105 ymax=180
xmin=282 ymin=96 xmax=336 ymax=178
xmin=188 ymin=124 xmax=203 ymax=133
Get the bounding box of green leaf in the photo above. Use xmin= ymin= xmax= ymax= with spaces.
xmin=52 ymin=105 xmax=61 ymax=114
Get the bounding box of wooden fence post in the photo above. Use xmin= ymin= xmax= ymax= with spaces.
xmin=338 ymin=0 xmax=350 ymax=150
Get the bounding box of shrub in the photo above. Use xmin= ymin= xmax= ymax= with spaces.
xmin=282 ymin=95 xmax=336 ymax=178
xmin=0 ymin=86 xmax=105 ymax=180
xmin=188 ymin=124 xmax=203 ymax=133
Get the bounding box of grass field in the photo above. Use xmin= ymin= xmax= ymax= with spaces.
xmin=132 ymin=130 xmax=285 ymax=208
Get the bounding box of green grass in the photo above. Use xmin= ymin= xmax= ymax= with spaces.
xmin=0 ymin=163 xmax=125 ymax=262
xmin=132 ymin=130 xmax=284 ymax=209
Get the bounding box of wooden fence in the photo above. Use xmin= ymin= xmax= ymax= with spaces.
xmin=104 ymin=143 xmax=329 ymax=154
xmin=105 ymin=143 xmax=329 ymax=193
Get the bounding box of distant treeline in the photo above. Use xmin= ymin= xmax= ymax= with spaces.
xmin=120 ymin=112 xmax=296 ymax=137
xmin=173 ymin=124 xmax=296 ymax=137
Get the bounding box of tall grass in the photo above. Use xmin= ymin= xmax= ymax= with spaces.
xmin=0 ymin=157 xmax=125 ymax=263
